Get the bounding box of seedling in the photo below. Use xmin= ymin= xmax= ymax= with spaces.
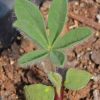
xmin=14 ymin=0 xmax=93 ymax=100
xmin=24 ymin=68 xmax=92 ymax=100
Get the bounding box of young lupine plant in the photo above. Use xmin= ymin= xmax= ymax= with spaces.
xmin=14 ymin=0 xmax=93 ymax=100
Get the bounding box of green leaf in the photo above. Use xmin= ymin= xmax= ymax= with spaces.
xmin=50 ymin=50 xmax=65 ymax=67
xmin=24 ymin=84 xmax=55 ymax=100
xmin=14 ymin=0 xmax=48 ymax=48
xmin=54 ymin=27 xmax=92 ymax=49
xmin=48 ymin=0 xmax=68 ymax=44
xmin=18 ymin=50 xmax=48 ymax=68
xmin=48 ymin=72 xmax=62 ymax=96
xmin=64 ymin=68 xmax=92 ymax=90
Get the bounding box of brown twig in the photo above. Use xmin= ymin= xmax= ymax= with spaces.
xmin=69 ymin=12 xmax=100 ymax=31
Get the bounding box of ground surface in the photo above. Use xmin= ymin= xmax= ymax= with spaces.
xmin=0 ymin=0 xmax=100 ymax=100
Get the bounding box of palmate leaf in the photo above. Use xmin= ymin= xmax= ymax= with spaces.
xmin=18 ymin=50 xmax=48 ymax=68
xmin=48 ymin=0 xmax=68 ymax=44
xmin=64 ymin=68 xmax=92 ymax=90
xmin=53 ymin=27 xmax=92 ymax=49
xmin=14 ymin=0 xmax=48 ymax=48
xmin=24 ymin=84 xmax=55 ymax=100
xmin=50 ymin=50 xmax=65 ymax=67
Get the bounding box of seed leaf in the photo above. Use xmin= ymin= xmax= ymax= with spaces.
xmin=14 ymin=0 xmax=48 ymax=48
xmin=64 ymin=68 xmax=92 ymax=90
xmin=48 ymin=0 xmax=68 ymax=44
xmin=50 ymin=50 xmax=65 ymax=67
xmin=18 ymin=50 xmax=48 ymax=68
xmin=54 ymin=27 xmax=92 ymax=49
xmin=24 ymin=84 xmax=55 ymax=100
xmin=48 ymin=72 xmax=62 ymax=96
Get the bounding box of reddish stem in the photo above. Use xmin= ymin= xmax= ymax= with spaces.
xmin=54 ymin=87 xmax=64 ymax=100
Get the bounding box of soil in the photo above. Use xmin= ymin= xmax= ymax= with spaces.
xmin=0 ymin=0 xmax=100 ymax=100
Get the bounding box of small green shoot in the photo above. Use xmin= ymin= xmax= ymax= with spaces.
xmin=48 ymin=72 xmax=62 ymax=97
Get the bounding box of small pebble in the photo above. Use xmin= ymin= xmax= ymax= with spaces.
xmin=80 ymin=3 xmax=85 ymax=8
xmin=92 ymin=74 xmax=100 ymax=82
xmin=87 ymin=47 xmax=91 ymax=51
xmin=10 ymin=60 xmax=15 ymax=65
xmin=74 ymin=1 xmax=79 ymax=6
xmin=20 ymin=48 xmax=24 ymax=54
xmin=91 ymin=50 xmax=100 ymax=65
xmin=93 ymin=89 xmax=100 ymax=100
xmin=95 ymin=32 xmax=100 ymax=37
xmin=96 ymin=14 xmax=100 ymax=23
